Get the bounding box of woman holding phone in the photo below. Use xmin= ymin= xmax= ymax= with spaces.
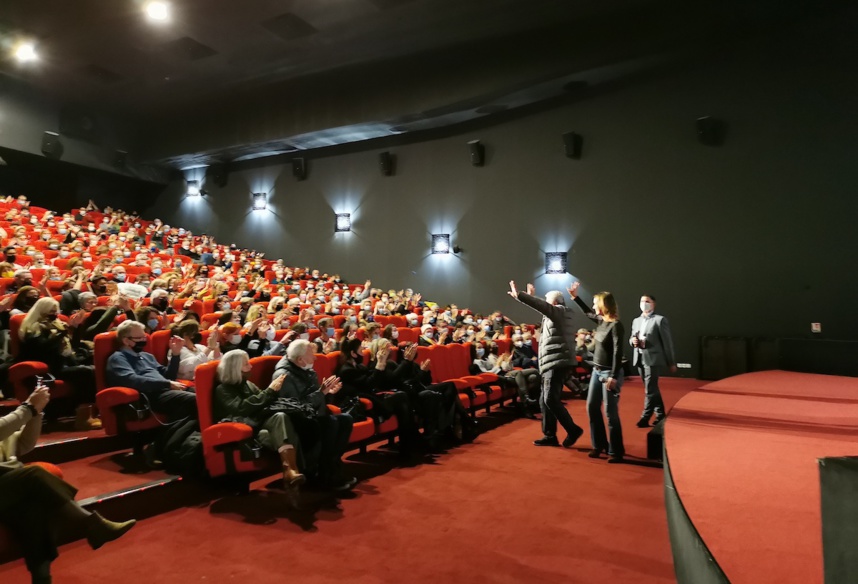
xmin=568 ymin=281 xmax=626 ymax=463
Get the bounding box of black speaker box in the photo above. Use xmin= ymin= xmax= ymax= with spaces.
xmin=647 ymin=420 xmax=665 ymax=460
xmin=41 ymin=132 xmax=63 ymax=159
xmin=696 ymin=116 xmax=727 ymax=146
xmin=207 ymin=164 xmax=229 ymax=188
xmin=292 ymin=157 xmax=307 ymax=181
xmin=562 ymin=132 xmax=583 ymax=159
xmin=467 ymin=140 xmax=484 ymax=167
xmin=379 ymin=151 xmax=395 ymax=176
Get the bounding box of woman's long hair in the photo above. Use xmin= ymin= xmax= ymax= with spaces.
xmin=19 ymin=297 xmax=59 ymax=339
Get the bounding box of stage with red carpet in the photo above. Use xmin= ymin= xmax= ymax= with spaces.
xmin=1 ymin=377 xmax=701 ymax=584
xmin=665 ymin=370 xmax=858 ymax=584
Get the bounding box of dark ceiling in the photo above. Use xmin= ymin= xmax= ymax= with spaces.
xmin=0 ymin=0 xmax=652 ymax=115
xmin=0 ymin=0 xmax=845 ymax=170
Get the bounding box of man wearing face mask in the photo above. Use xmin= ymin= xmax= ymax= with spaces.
xmin=508 ymin=281 xmax=585 ymax=448
xmin=106 ymin=320 xmax=197 ymax=422
xmin=272 ymin=340 xmax=356 ymax=491
xmin=4 ymin=247 xmax=25 ymax=271
xmin=149 ymin=290 xmax=175 ymax=316
xmin=630 ymin=294 xmax=677 ymax=428
xmin=240 ymin=318 xmax=290 ymax=358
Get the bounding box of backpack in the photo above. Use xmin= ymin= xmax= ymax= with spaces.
xmin=159 ymin=418 xmax=206 ymax=478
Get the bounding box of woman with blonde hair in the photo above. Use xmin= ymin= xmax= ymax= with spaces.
xmin=212 ymin=350 xmax=304 ymax=498
xmin=568 ymin=282 xmax=626 ymax=463
xmin=18 ymin=297 xmax=100 ymax=430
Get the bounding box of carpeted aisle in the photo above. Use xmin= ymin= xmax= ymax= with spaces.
xmin=1 ymin=378 xmax=700 ymax=584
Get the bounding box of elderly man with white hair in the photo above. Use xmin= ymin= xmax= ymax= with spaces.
xmin=508 ymin=281 xmax=584 ymax=449
xmin=105 ymin=320 xmax=196 ymax=422
xmin=272 ymin=340 xmax=356 ymax=491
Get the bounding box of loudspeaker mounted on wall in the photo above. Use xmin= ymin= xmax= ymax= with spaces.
xmin=292 ymin=157 xmax=307 ymax=181
xmin=41 ymin=131 xmax=63 ymax=159
xmin=379 ymin=151 xmax=395 ymax=176
xmin=113 ymin=150 xmax=128 ymax=169
xmin=562 ymin=132 xmax=583 ymax=159
xmin=467 ymin=139 xmax=485 ymax=167
xmin=207 ymin=164 xmax=229 ymax=188
xmin=696 ymin=116 xmax=727 ymax=147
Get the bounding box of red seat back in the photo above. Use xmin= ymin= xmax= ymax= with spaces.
xmin=149 ymin=329 xmax=172 ymax=365
xmin=194 ymin=360 xmax=220 ymax=431
xmin=94 ymin=331 xmax=154 ymax=391
xmin=248 ymin=355 xmax=280 ymax=388
xmin=314 ymin=351 xmax=338 ymax=380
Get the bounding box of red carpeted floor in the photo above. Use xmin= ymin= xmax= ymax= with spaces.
xmin=1 ymin=377 xmax=701 ymax=584
xmin=666 ymin=370 xmax=858 ymax=584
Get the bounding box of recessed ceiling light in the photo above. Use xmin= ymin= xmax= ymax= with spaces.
xmin=14 ymin=42 xmax=38 ymax=64
xmin=145 ymin=1 xmax=171 ymax=23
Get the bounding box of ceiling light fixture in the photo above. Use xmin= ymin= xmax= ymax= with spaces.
xmin=186 ymin=180 xmax=200 ymax=196
xmin=13 ymin=42 xmax=38 ymax=64
xmin=144 ymin=1 xmax=171 ymax=23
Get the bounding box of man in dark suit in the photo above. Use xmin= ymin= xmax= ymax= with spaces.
xmin=629 ymin=294 xmax=677 ymax=427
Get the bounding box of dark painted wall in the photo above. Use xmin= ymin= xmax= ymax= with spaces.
xmin=142 ymin=30 xmax=858 ymax=376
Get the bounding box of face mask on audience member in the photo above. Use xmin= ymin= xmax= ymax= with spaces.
xmin=266 ymin=327 xmax=276 ymax=341
xmin=153 ymin=297 xmax=168 ymax=310
xmin=23 ymin=296 xmax=38 ymax=310
xmin=524 ymin=340 xmax=532 ymax=346
xmin=59 ymin=251 xmax=69 ymax=258
xmin=25 ymin=250 xmax=36 ymax=256
xmin=115 ymin=273 xmax=126 ymax=282
xmin=428 ymin=317 xmax=437 ymax=325
xmin=58 ymin=228 xmax=68 ymax=235
xmin=152 ymin=268 xmax=162 ymax=276
xmin=476 ymin=348 xmax=485 ymax=358
xmin=48 ymin=244 xmax=58 ymax=250
xmin=514 ymin=340 xmax=523 ymax=348
xmin=464 ymin=317 xmax=474 ymax=325
xmin=147 ymin=318 xmax=159 ymax=330
xmin=73 ymin=246 xmax=83 ymax=253
xmin=5 ymin=254 xmax=16 ymax=264
xmin=483 ymin=325 xmax=492 ymax=333
xmin=191 ymin=333 xmax=203 ymax=345
xmin=231 ymin=334 xmax=242 ymax=345
xmin=323 ymin=327 xmax=334 ymax=338
xmin=513 ymin=328 xmax=521 ymax=335
xmin=123 ymin=250 xmax=131 ymax=257
xmin=132 ymin=339 xmax=147 ymax=353
xmin=641 ymin=301 xmax=653 ymax=314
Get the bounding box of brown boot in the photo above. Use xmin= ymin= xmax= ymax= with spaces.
xmin=75 ymin=405 xmax=102 ymax=431
xmin=278 ymin=445 xmax=306 ymax=488
xmin=86 ymin=512 xmax=136 ymax=550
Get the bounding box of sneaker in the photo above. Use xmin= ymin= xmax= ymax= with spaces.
xmin=533 ymin=436 xmax=560 ymax=447
xmin=561 ymin=426 xmax=584 ymax=448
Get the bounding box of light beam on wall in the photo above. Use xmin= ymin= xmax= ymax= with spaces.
xmin=545 ymin=252 xmax=567 ymax=274
xmin=186 ymin=180 xmax=200 ymax=196
xmin=335 ymin=213 xmax=351 ymax=232
xmin=432 ymin=234 xmax=451 ymax=255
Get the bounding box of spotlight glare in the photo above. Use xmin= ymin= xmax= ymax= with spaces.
xmin=145 ymin=1 xmax=171 ymax=22
xmin=252 ymin=193 xmax=267 ymax=211
xmin=335 ymin=213 xmax=351 ymax=232
xmin=432 ymin=234 xmax=451 ymax=255
xmin=186 ymin=180 xmax=200 ymax=196
xmin=545 ymin=252 xmax=568 ymax=275
xmin=14 ymin=42 xmax=38 ymax=63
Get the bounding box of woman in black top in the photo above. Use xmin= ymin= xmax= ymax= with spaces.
xmin=569 ymin=282 xmax=625 ymax=462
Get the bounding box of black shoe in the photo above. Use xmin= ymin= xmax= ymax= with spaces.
xmin=587 ymin=449 xmax=603 ymax=458
xmin=328 ymin=476 xmax=358 ymax=491
xmin=533 ymin=436 xmax=560 ymax=447
xmin=562 ymin=426 xmax=584 ymax=448
xmin=607 ymin=455 xmax=624 ymax=464
xmin=636 ymin=417 xmax=651 ymax=428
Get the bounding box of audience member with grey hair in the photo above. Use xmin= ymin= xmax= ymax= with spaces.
xmin=273 ymin=340 xmax=356 ymax=491
xmin=105 ymin=320 xmax=197 ymax=421
xmin=213 ymin=349 xmax=304 ymax=499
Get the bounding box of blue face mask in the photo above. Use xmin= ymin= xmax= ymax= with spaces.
xmin=524 ymin=340 xmax=532 ymax=346
xmin=147 ymin=318 xmax=159 ymax=330
xmin=152 ymin=268 xmax=162 ymax=276
xmin=428 ymin=318 xmax=437 ymax=325
xmin=349 ymin=316 xmax=357 ymax=323
xmin=326 ymin=327 xmax=335 ymax=337
xmin=115 ymin=273 xmax=126 ymax=282
xmin=476 ymin=348 xmax=485 ymax=358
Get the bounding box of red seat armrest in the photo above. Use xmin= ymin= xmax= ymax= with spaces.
xmin=202 ymin=423 xmax=254 ymax=449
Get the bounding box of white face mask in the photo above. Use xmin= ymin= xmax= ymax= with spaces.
xmin=266 ymin=327 xmax=276 ymax=341
xmin=231 ymin=334 xmax=242 ymax=344
xmin=514 ymin=341 xmax=523 ymax=348
xmin=641 ymin=302 xmax=653 ymax=314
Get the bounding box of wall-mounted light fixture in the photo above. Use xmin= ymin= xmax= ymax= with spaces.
xmin=187 ymin=180 xmax=200 ymax=196
xmin=335 ymin=213 xmax=351 ymax=232
xmin=545 ymin=252 xmax=568 ymax=274
xmin=432 ymin=234 xmax=451 ymax=254
xmin=252 ymin=193 xmax=267 ymax=211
